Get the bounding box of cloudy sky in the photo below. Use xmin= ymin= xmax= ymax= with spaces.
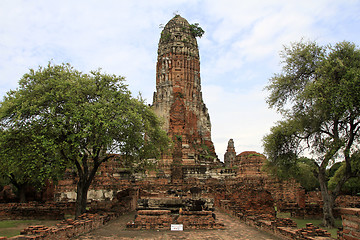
xmin=1 ymin=0 xmax=360 ymax=160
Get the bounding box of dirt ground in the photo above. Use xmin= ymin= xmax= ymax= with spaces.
xmin=73 ymin=211 xmax=281 ymax=240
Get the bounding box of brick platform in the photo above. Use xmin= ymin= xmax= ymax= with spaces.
xmin=127 ymin=209 xmax=224 ymax=230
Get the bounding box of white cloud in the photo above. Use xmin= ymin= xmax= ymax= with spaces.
xmin=202 ymin=84 xmax=281 ymax=160
xmin=1 ymin=0 xmax=360 ymax=159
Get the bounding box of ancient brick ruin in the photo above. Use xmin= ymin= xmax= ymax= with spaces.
xmin=152 ymin=15 xmax=220 ymax=181
xmin=1 ymin=15 xmax=360 ymax=240
xmin=224 ymin=138 xmax=236 ymax=167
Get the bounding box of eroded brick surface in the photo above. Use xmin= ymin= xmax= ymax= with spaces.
xmin=152 ymin=15 xmax=220 ymax=180
xmin=339 ymin=208 xmax=360 ymax=240
xmin=2 ymin=14 xmax=360 ymax=240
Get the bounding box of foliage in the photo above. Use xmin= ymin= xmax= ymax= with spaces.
xmin=263 ymin=40 xmax=360 ymax=227
xmin=0 ymin=122 xmax=65 ymax=202
xmin=0 ymin=62 xmax=170 ymax=216
xmin=175 ymin=134 xmax=182 ymax=142
xmin=199 ymin=144 xmax=216 ymax=160
xmin=295 ymin=158 xmax=320 ymax=191
xmin=0 ymin=174 xmax=10 ymax=188
xmin=160 ymin=32 xmax=171 ymax=42
xmin=263 ymin=156 xmax=319 ymax=191
xmin=190 ymin=23 xmax=205 ymax=38
xmin=160 ymin=17 xmax=204 ymax=41
xmin=247 ymin=153 xmax=262 ymax=157
xmin=328 ymin=151 xmax=360 ymax=195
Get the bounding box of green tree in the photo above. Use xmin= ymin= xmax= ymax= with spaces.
xmin=0 ymin=63 xmax=170 ymax=217
xmin=0 ymin=126 xmax=64 ymax=202
xmin=264 ymin=156 xmax=319 ymax=191
xmin=189 ymin=23 xmax=205 ymax=38
xmin=263 ymin=40 xmax=360 ymax=227
xmin=328 ymin=152 xmax=360 ymax=195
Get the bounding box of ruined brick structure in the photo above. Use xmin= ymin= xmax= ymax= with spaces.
xmin=152 ymin=15 xmax=219 ymax=181
xmin=38 ymin=16 xmax=304 ymax=208
xmin=224 ymin=138 xmax=236 ymax=167
xmin=3 ymin=15 xmax=360 ymax=240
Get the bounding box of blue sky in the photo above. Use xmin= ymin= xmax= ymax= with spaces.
xmin=1 ymin=0 xmax=360 ymax=160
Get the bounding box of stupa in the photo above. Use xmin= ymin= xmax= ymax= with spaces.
xmin=152 ymin=15 xmax=219 ymax=181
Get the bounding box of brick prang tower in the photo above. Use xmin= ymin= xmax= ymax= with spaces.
xmin=224 ymin=139 xmax=236 ymax=168
xmin=152 ymin=15 xmax=218 ymax=180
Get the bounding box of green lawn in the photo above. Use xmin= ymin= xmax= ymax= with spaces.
xmin=0 ymin=219 xmax=59 ymax=238
xmin=277 ymin=212 xmax=341 ymax=239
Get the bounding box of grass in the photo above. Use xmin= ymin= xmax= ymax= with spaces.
xmin=0 ymin=219 xmax=59 ymax=238
xmin=277 ymin=212 xmax=341 ymax=239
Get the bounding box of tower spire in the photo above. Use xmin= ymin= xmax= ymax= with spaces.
xmin=152 ymin=15 xmax=218 ymax=180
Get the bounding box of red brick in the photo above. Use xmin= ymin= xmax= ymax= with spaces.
xmin=350 ymin=230 xmax=360 ymax=238
xmin=342 ymin=208 xmax=360 ymax=216
xmin=344 ymin=219 xmax=359 ymax=230
xmin=344 ymin=235 xmax=360 ymax=240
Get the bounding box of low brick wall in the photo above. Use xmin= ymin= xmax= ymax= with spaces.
xmin=126 ymin=209 xmax=224 ymax=230
xmin=177 ymin=210 xmax=224 ymax=229
xmin=0 ymin=212 xmax=119 ymax=240
xmin=339 ymin=208 xmax=360 ymax=240
xmin=127 ymin=210 xmax=173 ymax=230
xmin=0 ymin=202 xmax=75 ymax=220
xmin=217 ymin=200 xmax=332 ymax=240
xmin=0 ymin=188 xmax=138 ymax=221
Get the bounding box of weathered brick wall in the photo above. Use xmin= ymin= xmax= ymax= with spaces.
xmin=337 ymin=196 xmax=360 ymax=208
xmin=303 ymin=190 xmax=360 ymax=208
xmin=288 ymin=192 xmax=360 ymax=218
xmin=55 ymin=160 xmax=135 ymax=202
xmin=52 ymin=151 xmax=304 ymax=210
xmin=231 ymin=151 xmax=304 ymax=210
xmin=217 ymin=200 xmax=332 ymax=240
xmin=339 ymin=208 xmax=360 ymax=240
xmin=210 ymin=181 xmax=275 ymax=217
xmin=126 ymin=209 xmax=224 ymax=230
xmin=0 ymin=212 xmax=119 ymax=240
xmin=0 ymin=181 xmax=54 ymax=203
xmin=0 ymin=188 xmax=138 ymax=221
xmin=0 ymin=202 xmax=74 ymax=220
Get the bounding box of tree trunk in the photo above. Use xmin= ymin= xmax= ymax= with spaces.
xmin=318 ymin=169 xmax=336 ymax=228
xmin=73 ymin=155 xmax=107 ymax=219
xmin=75 ymin=178 xmax=90 ymax=218
xmin=74 ymin=162 xmax=102 ymax=218
xmin=10 ymin=176 xmax=27 ymax=203
xmin=17 ymin=184 xmax=27 ymax=203
xmin=322 ymin=193 xmax=335 ymax=228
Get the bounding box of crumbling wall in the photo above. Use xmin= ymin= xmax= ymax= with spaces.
xmin=210 ymin=181 xmax=275 ymax=218
xmin=55 ymin=159 xmax=134 ymax=202
xmin=1 ymin=212 xmax=119 ymax=240
xmin=0 ymin=202 xmax=74 ymax=220
xmin=127 ymin=209 xmax=224 ymax=230
xmin=339 ymin=208 xmax=360 ymax=240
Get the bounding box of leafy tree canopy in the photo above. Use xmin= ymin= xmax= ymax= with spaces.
xmin=190 ymin=23 xmax=205 ymax=38
xmin=0 ymin=62 xmax=170 ymax=215
xmin=328 ymin=151 xmax=360 ymax=195
xmin=0 ymin=126 xmax=64 ymax=202
xmin=263 ymin=40 xmax=360 ymax=227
